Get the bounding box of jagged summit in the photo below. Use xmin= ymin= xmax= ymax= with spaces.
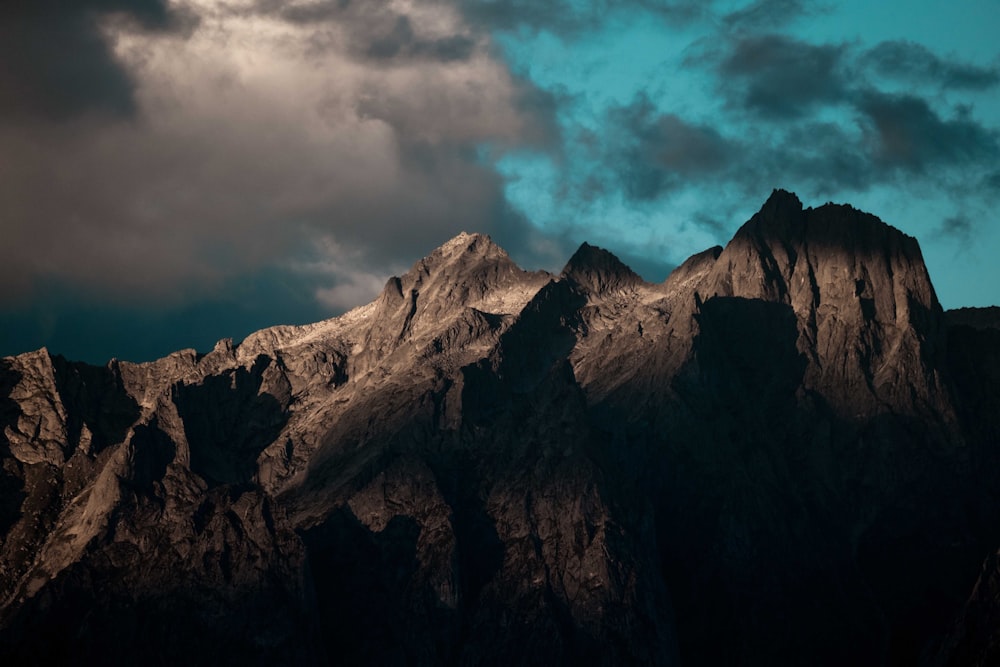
xmin=416 ymin=232 xmax=518 ymax=278
xmin=694 ymin=190 xmax=945 ymax=418
xmin=735 ymin=188 xmax=921 ymax=256
xmin=709 ymin=187 xmax=935 ymax=306
xmin=561 ymin=242 xmax=643 ymax=295
xmin=425 ymin=231 xmax=507 ymax=265
xmin=760 ymin=186 xmax=804 ymax=217
xmin=723 ymin=188 xmax=805 ymax=246
xmin=397 ymin=231 xmax=537 ymax=305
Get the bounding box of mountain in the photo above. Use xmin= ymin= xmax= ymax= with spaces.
xmin=2 ymin=191 xmax=999 ymax=665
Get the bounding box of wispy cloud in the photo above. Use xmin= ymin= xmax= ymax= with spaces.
xmin=860 ymin=40 xmax=1000 ymax=90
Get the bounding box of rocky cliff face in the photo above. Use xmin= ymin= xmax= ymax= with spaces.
xmin=1 ymin=192 xmax=997 ymax=665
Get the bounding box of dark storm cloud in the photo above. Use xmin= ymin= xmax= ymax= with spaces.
xmin=607 ymin=95 xmax=740 ymax=200
xmin=985 ymin=171 xmax=1000 ymax=192
xmin=932 ymin=214 xmax=974 ymax=245
xmin=691 ymin=212 xmax=728 ymax=234
xmin=602 ymin=81 xmax=997 ymax=207
xmin=0 ymin=0 xmax=567 ymax=327
xmin=511 ymin=83 xmax=566 ymax=151
xmin=716 ymin=34 xmax=848 ymax=118
xmin=772 ymin=122 xmax=871 ymax=192
xmin=854 ymin=90 xmax=1000 ymax=172
xmin=0 ymin=0 xmax=191 ymax=120
xmin=722 ymin=0 xmax=821 ymax=31
xmin=452 ymin=0 xmax=586 ymax=33
xmin=682 ymin=26 xmax=999 ymax=198
xmin=276 ymin=1 xmax=477 ymax=63
xmin=861 ymin=40 xmax=1000 ymax=90
xmin=456 ymin=0 xmax=707 ymax=34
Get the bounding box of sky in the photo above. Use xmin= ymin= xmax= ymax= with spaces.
xmin=1 ymin=0 xmax=998 ymax=364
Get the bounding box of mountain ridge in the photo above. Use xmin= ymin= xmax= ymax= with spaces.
xmin=2 ymin=191 xmax=999 ymax=665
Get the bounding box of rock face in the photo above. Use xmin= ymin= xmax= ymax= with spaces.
xmin=1 ymin=192 xmax=998 ymax=665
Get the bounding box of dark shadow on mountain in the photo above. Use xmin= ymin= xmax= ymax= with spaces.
xmin=946 ymin=306 xmax=1000 ymax=331
xmin=0 ymin=359 xmax=25 ymax=538
xmin=127 ymin=417 xmax=177 ymax=493
xmin=461 ymin=279 xmax=586 ymax=418
xmin=689 ymin=295 xmax=806 ymax=412
xmin=656 ymin=297 xmax=867 ymax=667
xmin=643 ymin=296 xmax=990 ymax=666
xmin=302 ymin=506 xmax=452 ymax=666
xmin=425 ymin=450 xmax=506 ymax=660
xmin=853 ymin=425 xmax=991 ymax=666
xmin=175 ymin=355 xmax=289 ymax=486
xmin=0 ymin=556 xmax=318 ymax=666
xmin=948 ymin=323 xmax=1000 ymax=481
xmin=50 ymin=356 xmax=141 ymax=456
xmin=0 ymin=482 xmax=321 ymax=665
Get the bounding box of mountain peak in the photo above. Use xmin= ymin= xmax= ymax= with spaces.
xmin=701 ymin=189 xmax=943 ymax=418
xmin=732 ymin=188 xmax=806 ymax=243
xmin=562 ymin=242 xmax=642 ymax=294
xmin=404 ymin=232 xmax=515 ymax=285
xmin=763 ymin=187 xmax=803 ymax=213
xmin=434 ymin=231 xmax=505 ymax=261
xmin=718 ymin=189 xmax=936 ymax=311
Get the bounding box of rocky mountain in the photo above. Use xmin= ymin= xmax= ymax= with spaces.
xmin=2 ymin=190 xmax=999 ymax=665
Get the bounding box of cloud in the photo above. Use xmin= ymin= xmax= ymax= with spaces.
xmin=269 ymin=0 xmax=478 ymax=63
xmin=716 ymin=34 xmax=848 ymax=118
xmin=932 ymin=214 xmax=974 ymax=245
xmin=606 ymin=95 xmax=741 ymax=200
xmin=0 ymin=0 xmax=193 ymax=121
xmin=456 ymin=0 xmax=707 ymax=35
xmin=682 ymin=26 xmax=999 ymax=194
xmin=0 ymin=0 xmax=559 ymax=310
xmin=854 ymin=90 xmax=1000 ymax=172
xmin=589 ymin=67 xmax=998 ymax=213
xmin=722 ymin=0 xmax=823 ymax=31
xmin=861 ymin=40 xmax=1000 ymax=90
xmin=770 ymin=122 xmax=871 ymax=193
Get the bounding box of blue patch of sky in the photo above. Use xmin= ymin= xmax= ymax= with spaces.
xmin=481 ymin=0 xmax=1000 ymax=305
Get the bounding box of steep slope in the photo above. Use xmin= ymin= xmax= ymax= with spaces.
xmin=0 ymin=196 xmax=997 ymax=666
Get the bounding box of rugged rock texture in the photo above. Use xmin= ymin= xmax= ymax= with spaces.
xmin=1 ymin=192 xmax=998 ymax=665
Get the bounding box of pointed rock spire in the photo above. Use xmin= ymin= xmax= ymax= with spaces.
xmin=562 ymin=242 xmax=643 ymax=295
xmin=415 ymin=232 xmax=508 ymax=276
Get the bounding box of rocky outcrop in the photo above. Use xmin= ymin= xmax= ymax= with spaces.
xmin=0 ymin=198 xmax=997 ymax=666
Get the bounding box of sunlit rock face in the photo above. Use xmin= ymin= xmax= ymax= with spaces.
xmin=1 ymin=192 xmax=998 ymax=666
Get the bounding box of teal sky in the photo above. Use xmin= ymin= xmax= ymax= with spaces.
xmin=1 ymin=0 xmax=998 ymax=363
